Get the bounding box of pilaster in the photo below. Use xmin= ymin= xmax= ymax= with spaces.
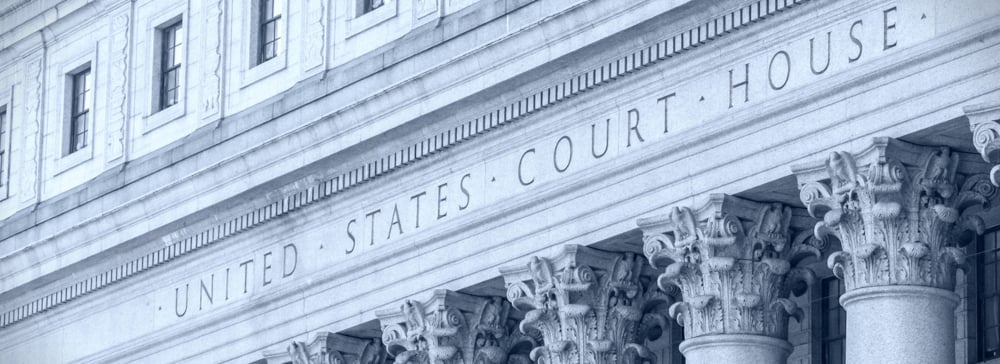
xmin=376 ymin=289 xmax=535 ymax=364
xmin=499 ymin=245 xmax=674 ymax=364
xmin=636 ymin=194 xmax=818 ymax=364
xmin=793 ymin=137 xmax=997 ymax=364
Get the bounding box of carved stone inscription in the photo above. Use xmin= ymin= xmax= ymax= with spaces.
xmin=157 ymin=3 xmax=924 ymax=325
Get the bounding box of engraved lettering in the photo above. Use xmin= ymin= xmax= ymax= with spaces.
xmin=849 ymin=20 xmax=864 ymax=62
xmin=627 ymin=108 xmax=644 ymax=147
xmin=729 ymin=63 xmax=750 ymax=108
xmin=809 ymin=31 xmax=831 ymax=75
xmin=518 ymin=149 xmax=536 ymax=186
xmin=554 ymin=136 xmax=573 ymax=173
xmin=768 ymin=51 xmax=790 ymax=90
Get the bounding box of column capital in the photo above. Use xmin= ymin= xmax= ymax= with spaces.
xmin=966 ymin=102 xmax=1000 ymax=185
xmin=499 ymin=245 xmax=673 ymax=364
xmin=793 ymin=137 xmax=996 ymax=292
xmin=375 ymin=290 xmax=534 ymax=364
xmin=637 ymin=194 xmax=818 ymax=340
xmin=286 ymin=332 xmax=387 ymax=364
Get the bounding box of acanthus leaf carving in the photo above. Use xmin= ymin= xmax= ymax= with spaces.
xmin=378 ymin=290 xmax=535 ymax=364
xmin=637 ymin=195 xmax=819 ymax=340
xmin=286 ymin=332 xmax=388 ymax=364
xmin=796 ymin=139 xmax=996 ymax=292
xmin=501 ymin=245 xmax=674 ymax=364
xmin=965 ymin=102 xmax=1000 ymax=185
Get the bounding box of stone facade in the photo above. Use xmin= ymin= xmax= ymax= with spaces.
xmin=0 ymin=0 xmax=999 ymax=363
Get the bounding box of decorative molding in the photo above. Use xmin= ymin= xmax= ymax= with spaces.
xmin=500 ymin=245 xmax=672 ymax=364
xmin=0 ymin=0 xmax=814 ymax=329
xmin=965 ymin=102 xmax=1000 ymax=185
xmin=637 ymin=194 xmax=818 ymax=340
xmin=794 ymin=138 xmax=996 ymax=292
xmin=201 ymin=0 xmax=224 ymax=117
xmin=18 ymin=55 xmax=41 ymax=203
xmin=303 ymin=0 xmax=326 ymax=71
xmin=284 ymin=332 xmax=388 ymax=364
xmin=106 ymin=10 xmax=130 ymax=162
xmin=377 ymin=290 xmax=534 ymax=364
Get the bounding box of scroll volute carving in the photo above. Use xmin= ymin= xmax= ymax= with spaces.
xmin=500 ymin=245 xmax=674 ymax=364
xmin=966 ymin=102 xmax=1000 ymax=185
xmin=377 ymin=290 xmax=534 ymax=364
xmin=287 ymin=332 xmax=388 ymax=364
xmin=638 ymin=194 xmax=819 ymax=340
xmin=795 ymin=138 xmax=996 ymax=291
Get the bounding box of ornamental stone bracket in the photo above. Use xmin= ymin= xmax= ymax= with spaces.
xmin=636 ymin=194 xmax=819 ymax=358
xmin=792 ymin=137 xmax=996 ymax=292
xmin=376 ymin=290 xmax=536 ymax=364
xmin=266 ymin=332 xmax=388 ymax=364
xmin=792 ymin=137 xmax=997 ymax=364
xmin=499 ymin=245 xmax=675 ymax=364
xmin=966 ymin=102 xmax=1000 ymax=186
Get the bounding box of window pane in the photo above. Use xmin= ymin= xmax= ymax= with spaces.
xmin=265 ymin=22 xmax=276 ymax=42
xmin=988 ymin=263 xmax=997 ymax=296
xmin=989 ymin=297 xmax=999 ymax=327
xmin=263 ymin=0 xmax=274 ymax=19
xmin=988 ymin=328 xmax=1000 ymax=355
xmin=829 ymin=339 xmax=844 ymax=364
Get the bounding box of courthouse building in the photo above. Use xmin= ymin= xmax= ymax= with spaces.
xmin=1 ymin=0 xmax=1000 ymax=362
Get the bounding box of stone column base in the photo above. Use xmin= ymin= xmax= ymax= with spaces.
xmin=678 ymin=334 xmax=791 ymax=364
xmin=841 ymin=285 xmax=959 ymax=364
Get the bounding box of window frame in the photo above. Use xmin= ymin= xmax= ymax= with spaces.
xmin=0 ymin=104 xmax=8 ymax=193
xmin=158 ymin=20 xmax=183 ymax=111
xmin=818 ymin=276 xmax=846 ymax=364
xmin=143 ymin=11 xmax=187 ymax=134
xmin=240 ymin=0 xmax=288 ymax=88
xmin=359 ymin=0 xmax=384 ymax=15
xmin=345 ymin=0 xmax=396 ymax=37
xmin=978 ymin=229 xmax=1000 ymax=361
xmin=257 ymin=0 xmax=282 ymax=65
xmin=68 ymin=68 xmax=92 ymax=155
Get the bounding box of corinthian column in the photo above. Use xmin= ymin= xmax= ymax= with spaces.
xmin=376 ymin=289 xmax=535 ymax=364
xmin=499 ymin=245 xmax=674 ymax=364
xmin=794 ymin=137 xmax=996 ymax=364
xmin=284 ymin=332 xmax=387 ymax=364
xmin=966 ymin=102 xmax=1000 ymax=185
xmin=636 ymin=194 xmax=818 ymax=364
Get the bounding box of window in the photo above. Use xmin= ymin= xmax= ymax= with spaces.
xmin=258 ymin=0 xmax=281 ymax=64
xmin=159 ymin=21 xmax=183 ymax=110
xmin=821 ymin=277 xmax=846 ymax=364
xmin=360 ymin=0 xmax=384 ymax=15
xmin=0 ymin=106 xmax=6 ymax=187
xmin=69 ymin=68 xmax=92 ymax=154
xmin=980 ymin=230 xmax=1000 ymax=360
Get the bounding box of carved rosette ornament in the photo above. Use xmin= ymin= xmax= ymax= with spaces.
xmin=377 ymin=290 xmax=535 ymax=364
xmin=284 ymin=332 xmax=388 ymax=364
xmin=637 ymin=195 xmax=819 ymax=341
xmin=796 ymin=139 xmax=996 ymax=292
xmin=966 ymin=103 xmax=1000 ymax=185
xmin=499 ymin=245 xmax=674 ymax=364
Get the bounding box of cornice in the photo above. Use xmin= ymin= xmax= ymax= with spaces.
xmin=0 ymin=0 xmax=812 ymax=330
xmin=0 ymin=0 xmax=96 ymax=55
xmin=53 ymin=8 xmax=1000 ymax=363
